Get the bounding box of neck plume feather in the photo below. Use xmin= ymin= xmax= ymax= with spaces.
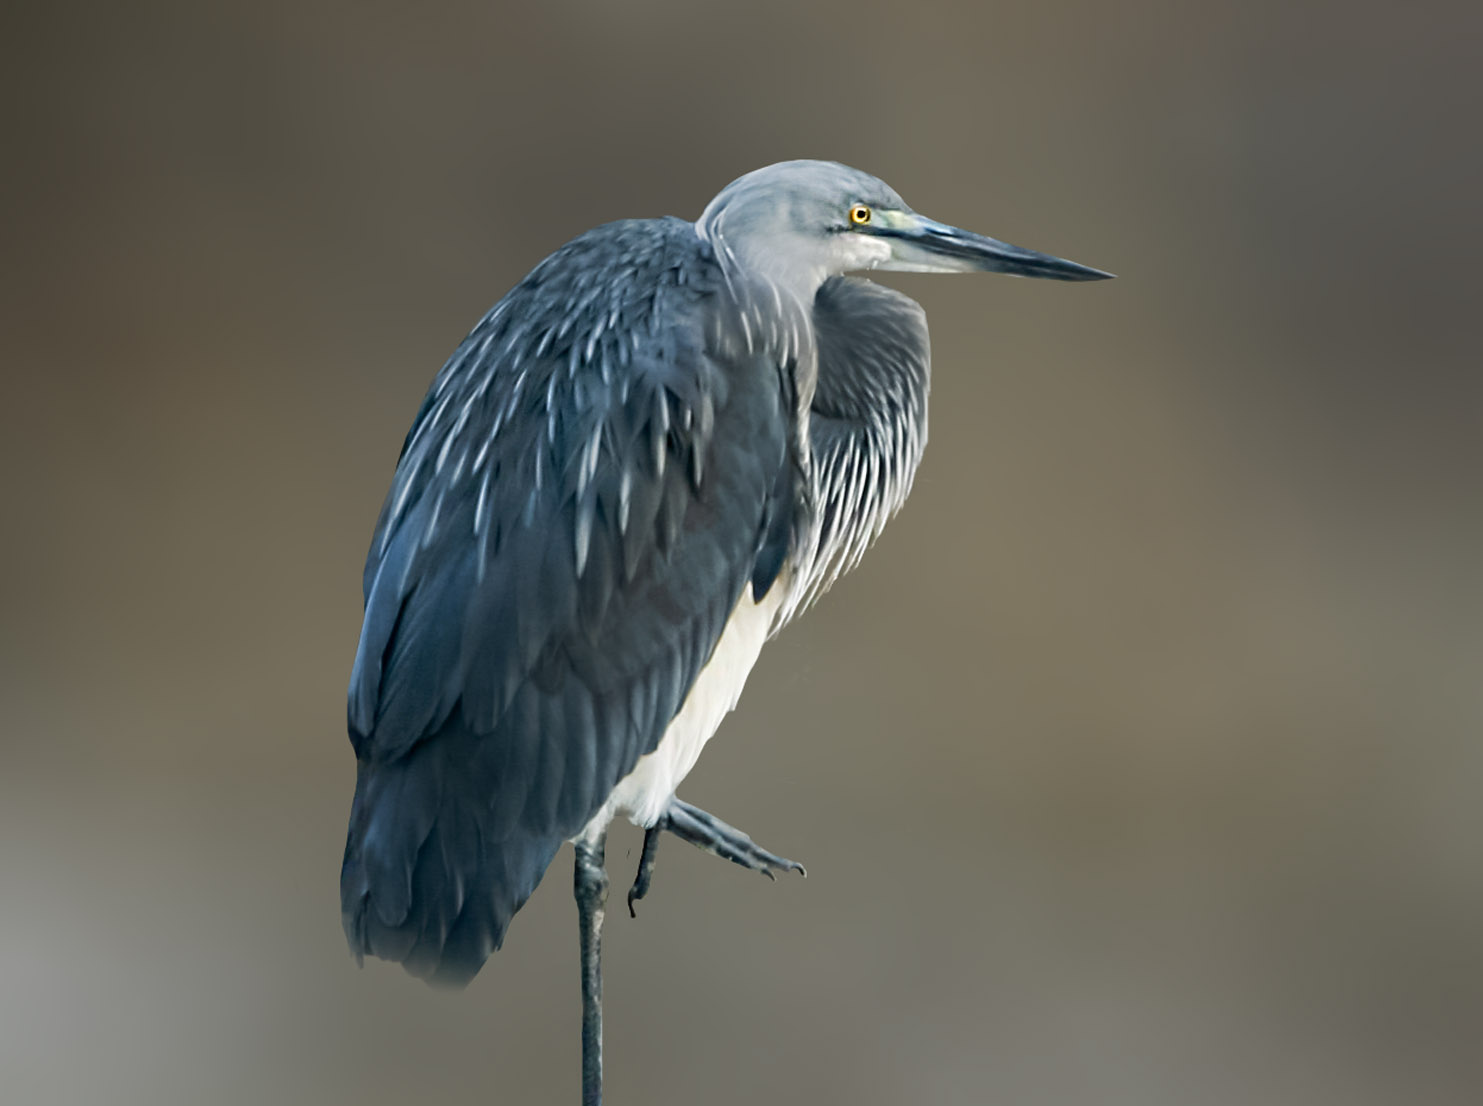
xmin=779 ymin=276 xmax=931 ymax=624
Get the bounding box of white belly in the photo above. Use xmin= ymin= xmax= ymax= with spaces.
xmin=580 ymin=583 xmax=783 ymax=837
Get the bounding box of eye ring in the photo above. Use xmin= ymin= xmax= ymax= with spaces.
xmin=848 ymin=203 xmax=872 ymax=226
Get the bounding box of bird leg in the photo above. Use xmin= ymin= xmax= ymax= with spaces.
xmin=574 ymin=832 xmax=608 ymax=1106
xmin=626 ymin=824 xmax=663 ymax=917
xmin=627 ymin=797 xmax=805 ymax=915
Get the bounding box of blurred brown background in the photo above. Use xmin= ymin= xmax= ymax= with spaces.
xmin=2 ymin=1 xmax=1481 ymax=1103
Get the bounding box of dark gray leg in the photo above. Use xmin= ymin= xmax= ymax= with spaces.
xmin=627 ymin=797 xmax=805 ymax=912
xmin=627 ymin=825 xmax=662 ymax=917
xmin=574 ymin=833 xmax=608 ymax=1106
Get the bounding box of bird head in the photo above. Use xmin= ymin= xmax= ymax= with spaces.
xmin=697 ymin=159 xmax=1111 ymax=293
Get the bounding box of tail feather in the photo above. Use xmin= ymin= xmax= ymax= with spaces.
xmin=341 ymin=722 xmax=562 ymax=987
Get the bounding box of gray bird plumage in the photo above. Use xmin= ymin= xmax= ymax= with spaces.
xmin=340 ymin=161 xmax=1110 ymax=1002
xmin=785 ymin=274 xmax=930 ymax=620
xmin=342 ymin=217 xmax=803 ymax=982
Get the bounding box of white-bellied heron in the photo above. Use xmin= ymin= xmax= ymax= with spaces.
xmin=341 ymin=159 xmax=1110 ymax=1104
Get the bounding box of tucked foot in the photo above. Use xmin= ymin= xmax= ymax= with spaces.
xmin=665 ymin=797 xmax=806 ymax=878
xmin=627 ymin=825 xmax=661 ymax=918
xmin=627 ymin=798 xmax=806 ymax=915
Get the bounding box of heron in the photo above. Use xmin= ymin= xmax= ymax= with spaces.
xmin=341 ymin=159 xmax=1110 ymax=1103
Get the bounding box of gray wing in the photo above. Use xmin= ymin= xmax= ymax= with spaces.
xmin=786 ymin=275 xmax=930 ymax=618
xmin=341 ymin=219 xmax=802 ymax=984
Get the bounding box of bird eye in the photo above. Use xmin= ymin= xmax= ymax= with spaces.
xmin=848 ymin=203 xmax=872 ymax=226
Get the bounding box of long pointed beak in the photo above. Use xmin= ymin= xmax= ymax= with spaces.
xmin=875 ymin=214 xmax=1113 ymax=281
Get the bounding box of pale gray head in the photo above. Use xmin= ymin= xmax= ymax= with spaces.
xmin=697 ymin=159 xmax=1112 ymax=299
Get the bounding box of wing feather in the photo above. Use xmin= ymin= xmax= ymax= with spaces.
xmin=341 ymin=218 xmax=802 ymax=984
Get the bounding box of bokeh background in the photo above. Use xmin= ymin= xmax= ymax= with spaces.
xmin=3 ymin=2 xmax=1481 ymax=1103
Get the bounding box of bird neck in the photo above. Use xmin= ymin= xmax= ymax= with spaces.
xmin=695 ymin=225 xmax=818 ymax=377
xmin=695 ymin=214 xmax=830 ymax=312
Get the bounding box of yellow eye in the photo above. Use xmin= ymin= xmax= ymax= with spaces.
xmin=848 ymin=203 xmax=872 ymax=226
